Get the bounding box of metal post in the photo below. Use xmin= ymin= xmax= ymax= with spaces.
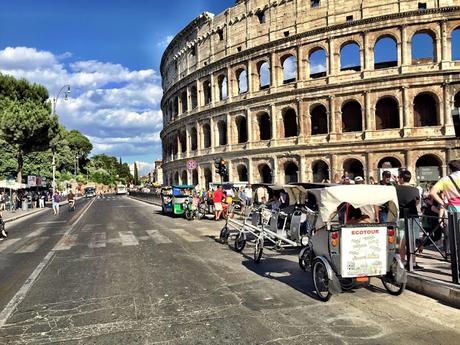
xmin=448 ymin=212 xmax=460 ymax=284
xmin=52 ymin=152 xmax=56 ymax=195
xmin=404 ymin=208 xmax=414 ymax=272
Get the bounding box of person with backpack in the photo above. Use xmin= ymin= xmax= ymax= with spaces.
xmin=430 ymin=159 xmax=460 ymax=212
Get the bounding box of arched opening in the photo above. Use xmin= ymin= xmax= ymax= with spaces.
xmin=284 ymin=162 xmax=299 ymax=184
xmin=191 ymin=127 xmax=197 ymax=151
xmin=311 ymin=104 xmax=328 ymax=135
xmin=218 ymin=75 xmax=228 ymax=101
xmin=173 ymin=97 xmax=179 ymax=118
xmin=375 ymin=97 xmax=400 ymax=129
xmin=416 ymin=154 xmax=442 ymax=182
xmin=174 ymin=172 xmax=179 ymax=185
xmin=374 ymin=36 xmax=398 ymax=69
xmin=455 ymin=91 xmax=460 ymax=108
xmin=257 ymin=112 xmax=271 ymax=140
xmin=236 ymin=68 xmax=248 ymax=94
xmin=342 ymin=101 xmax=363 ymax=132
xmin=237 ymin=165 xmax=248 ymax=182
xmin=203 ymin=124 xmax=211 ymax=148
xmin=343 ymin=159 xmax=364 ymax=180
xmin=258 ymin=61 xmax=270 ymax=89
xmin=377 ymin=157 xmax=402 ymax=169
xmin=203 ymin=168 xmax=212 ymax=189
xmin=180 ymin=90 xmax=188 ymax=113
xmin=412 ymin=31 xmax=436 ymax=64
xmin=236 ymin=116 xmax=248 ymax=143
xmin=282 ymin=55 xmax=297 ymax=83
xmin=452 ymin=28 xmax=460 ymax=61
xmin=312 ymin=160 xmax=329 ymax=183
xmin=259 ymin=164 xmax=272 ymax=183
xmin=283 ymin=108 xmax=298 ymax=138
xmin=179 ymin=131 xmax=187 ymax=153
xmin=414 ymin=93 xmax=438 ymax=127
xmin=168 ymin=102 xmax=173 ymax=121
xmin=172 ymin=137 xmax=178 ymax=156
xmin=192 ymin=170 xmax=198 ymax=186
xmin=217 ymin=120 xmax=227 ymax=146
xmin=309 ymin=48 xmax=327 ymax=78
xmin=181 ymin=170 xmax=188 ymax=185
xmin=191 ymin=86 xmax=198 ymax=109
xmin=340 ymin=42 xmax=361 ymax=71
xmin=203 ymin=80 xmax=212 ymax=105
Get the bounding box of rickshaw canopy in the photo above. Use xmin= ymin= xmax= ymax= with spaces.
xmin=172 ymin=185 xmax=193 ymax=197
xmin=269 ymin=185 xmax=309 ymax=206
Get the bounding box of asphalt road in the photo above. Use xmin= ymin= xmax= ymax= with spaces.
xmin=0 ymin=195 xmax=459 ymax=344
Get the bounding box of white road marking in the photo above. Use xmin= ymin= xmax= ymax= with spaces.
xmin=171 ymin=228 xmax=202 ymax=242
xmin=146 ymin=230 xmax=173 ymax=244
xmin=26 ymin=227 xmax=47 ymax=238
xmin=54 ymin=234 xmax=78 ymax=251
xmin=15 ymin=237 xmax=49 ymax=254
xmin=0 ymin=238 xmax=21 ymax=253
xmin=89 ymin=233 xmax=106 ymax=248
xmin=81 ymin=224 xmax=96 ymax=232
xmin=119 ymin=231 xmax=139 ymax=246
xmin=35 ymin=221 xmax=66 ymax=225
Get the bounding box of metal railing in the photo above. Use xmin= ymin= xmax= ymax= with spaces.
xmin=129 ymin=191 xmax=162 ymax=205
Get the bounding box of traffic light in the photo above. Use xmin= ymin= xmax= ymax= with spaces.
xmin=214 ymin=158 xmax=228 ymax=178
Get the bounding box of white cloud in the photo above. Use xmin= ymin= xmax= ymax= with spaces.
xmin=0 ymin=46 xmax=164 ymax=162
xmin=129 ymin=161 xmax=155 ymax=176
xmin=157 ymin=35 xmax=174 ymax=49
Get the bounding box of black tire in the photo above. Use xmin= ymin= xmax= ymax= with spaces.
xmin=185 ymin=209 xmax=193 ymax=221
xmin=254 ymin=237 xmax=263 ymax=263
xmin=381 ymin=275 xmax=406 ymax=296
xmin=234 ymin=232 xmax=246 ymax=252
xmin=219 ymin=226 xmax=229 ymax=244
xmin=312 ymin=259 xmax=332 ymax=302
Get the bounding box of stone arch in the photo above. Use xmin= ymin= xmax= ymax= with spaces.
xmin=203 ymin=80 xmax=212 ymax=105
xmin=343 ymin=158 xmax=364 ymax=180
xmin=180 ymin=90 xmax=188 ymax=113
xmin=282 ymin=107 xmax=298 ymax=138
xmin=375 ymin=96 xmax=400 ymax=129
xmin=191 ymin=127 xmax=197 ymax=151
xmin=281 ymin=54 xmax=297 ymax=83
xmin=236 ymin=68 xmax=248 ymax=94
xmin=340 ymin=41 xmax=361 ymax=71
xmin=284 ymin=161 xmax=299 ymax=184
xmin=191 ymin=86 xmax=198 ymax=109
xmin=202 ymin=123 xmax=211 ymax=148
xmin=341 ymin=100 xmax=363 ymax=132
xmin=203 ymin=167 xmax=212 ymax=189
xmin=192 ymin=170 xmax=199 ymax=186
xmin=258 ymin=164 xmax=272 ymax=183
xmin=217 ymin=120 xmax=227 ymax=146
xmin=411 ymin=30 xmax=436 ymax=63
xmin=237 ymin=164 xmax=248 ymax=182
xmin=257 ymin=112 xmax=271 ymax=140
xmin=452 ymin=27 xmax=460 ymax=61
xmin=416 ymin=154 xmax=443 ymax=182
xmin=374 ymin=35 xmax=398 ymax=69
xmin=174 ymin=171 xmax=179 ymax=185
xmin=257 ymin=60 xmax=270 ymax=89
xmin=414 ymin=93 xmax=439 ymax=127
xmin=235 ymin=116 xmax=248 ymax=143
xmin=218 ymin=75 xmax=228 ymax=101
xmin=312 ymin=160 xmax=329 ymax=183
xmin=377 ymin=157 xmax=402 ymax=169
xmin=309 ymin=47 xmax=327 ymax=78
xmin=311 ymin=104 xmax=328 ymax=135
xmin=179 ymin=131 xmax=187 ymax=153
xmin=181 ymin=170 xmax=188 ymax=185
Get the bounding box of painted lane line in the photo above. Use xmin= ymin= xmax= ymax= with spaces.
xmin=0 ymin=238 xmax=21 ymax=253
xmin=89 ymin=233 xmax=106 ymax=248
xmin=145 ymin=230 xmax=173 ymax=244
xmin=35 ymin=221 xmax=66 ymax=225
xmin=14 ymin=237 xmax=49 ymax=254
xmin=119 ymin=231 xmax=139 ymax=246
xmin=171 ymin=229 xmax=202 ymax=242
xmin=54 ymin=234 xmax=78 ymax=251
xmin=26 ymin=227 xmax=47 ymax=238
xmin=0 ymin=197 xmax=96 ymax=328
xmin=81 ymin=224 xmax=96 ymax=232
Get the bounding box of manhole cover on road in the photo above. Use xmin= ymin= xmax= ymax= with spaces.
xmin=324 ymin=316 xmax=386 ymax=340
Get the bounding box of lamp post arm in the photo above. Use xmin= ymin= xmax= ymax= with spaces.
xmin=52 ymin=84 xmax=71 ymax=115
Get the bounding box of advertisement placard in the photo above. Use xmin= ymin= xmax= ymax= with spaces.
xmin=27 ymin=175 xmax=37 ymax=187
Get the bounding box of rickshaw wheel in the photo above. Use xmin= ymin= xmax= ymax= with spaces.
xmin=219 ymin=226 xmax=229 ymax=244
xmin=254 ymin=237 xmax=263 ymax=263
xmin=185 ymin=210 xmax=193 ymax=221
xmin=312 ymin=259 xmax=332 ymax=301
xmin=234 ymin=233 xmax=246 ymax=252
xmin=381 ymin=275 xmax=406 ymax=296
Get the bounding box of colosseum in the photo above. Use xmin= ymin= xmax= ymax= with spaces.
xmin=160 ymin=0 xmax=460 ymax=187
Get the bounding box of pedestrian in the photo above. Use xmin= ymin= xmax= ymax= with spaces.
xmin=238 ymin=187 xmax=246 ymax=213
xmin=244 ymin=184 xmax=253 ymax=207
xmin=11 ymin=191 xmax=17 ymax=212
xmin=430 ymin=159 xmax=460 ymax=212
xmin=52 ymin=191 xmax=61 ymax=215
xmin=39 ymin=192 xmax=45 ymax=208
xmin=0 ymin=192 xmax=5 ymax=211
xmin=213 ymin=185 xmax=224 ymax=220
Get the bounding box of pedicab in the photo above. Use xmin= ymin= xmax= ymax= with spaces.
xmin=170 ymin=185 xmax=194 ymax=217
xmin=160 ymin=186 xmax=173 ymax=215
xmin=299 ymin=184 xmax=407 ymax=301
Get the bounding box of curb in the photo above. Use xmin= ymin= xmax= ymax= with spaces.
xmin=407 ymin=273 xmax=460 ymax=308
xmin=129 ymin=195 xmax=162 ymax=207
xmin=3 ymin=208 xmax=48 ymax=224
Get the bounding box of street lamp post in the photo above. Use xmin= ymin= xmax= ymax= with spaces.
xmin=52 ymin=85 xmax=71 ymax=194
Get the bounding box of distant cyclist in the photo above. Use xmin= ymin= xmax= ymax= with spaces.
xmin=68 ymin=190 xmax=76 ymax=211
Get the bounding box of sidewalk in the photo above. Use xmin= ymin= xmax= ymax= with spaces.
xmin=1 ymin=199 xmax=76 ymax=224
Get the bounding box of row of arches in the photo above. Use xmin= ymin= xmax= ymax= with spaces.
xmin=166 ymin=154 xmax=443 ymax=186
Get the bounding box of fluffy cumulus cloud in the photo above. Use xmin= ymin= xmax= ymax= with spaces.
xmin=129 ymin=161 xmax=156 ymax=177
xmin=0 ymin=46 xmax=163 ymax=162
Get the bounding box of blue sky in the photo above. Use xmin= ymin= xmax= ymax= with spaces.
xmin=0 ymin=0 xmax=234 ymax=174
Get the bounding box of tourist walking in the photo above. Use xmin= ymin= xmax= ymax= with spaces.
xmin=52 ymin=191 xmax=61 ymax=215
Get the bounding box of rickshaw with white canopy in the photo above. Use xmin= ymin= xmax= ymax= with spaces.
xmin=300 ymin=184 xmax=407 ymax=301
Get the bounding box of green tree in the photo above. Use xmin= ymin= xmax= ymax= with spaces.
xmin=66 ymin=129 xmax=93 ymax=174
xmin=133 ymin=162 xmax=139 ymax=185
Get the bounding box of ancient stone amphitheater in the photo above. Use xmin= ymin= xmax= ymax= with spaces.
xmin=160 ymin=0 xmax=460 ymax=187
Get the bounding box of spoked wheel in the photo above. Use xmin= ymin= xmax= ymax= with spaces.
xmin=185 ymin=209 xmax=194 ymax=221
xmin=381 ymin=275 xmax=406 ymax=296
xmin=254 ymin=237 xmax=264 ymax=263
xmin=219 ymin=226 xmax=229 ymax=244
xmin=234 ymin=232 xmax=246 ymax=252
xmin=312 ymin=259 xmax=332 ymax=301
xmin=197 ymin=204 xmax=206 ymax=220
xmin=298 ymin=245 xmax=312 ymax=271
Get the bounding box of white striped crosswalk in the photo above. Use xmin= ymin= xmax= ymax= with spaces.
xmin=0 ymin=226 xmax=216 ymax=255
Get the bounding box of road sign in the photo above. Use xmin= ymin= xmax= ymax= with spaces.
xmin=186 ymin=160 xmax=198 ymax=170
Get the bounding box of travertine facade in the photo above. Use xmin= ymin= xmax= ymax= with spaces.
xmin=160 ymin=0 xmax=460 ymax=187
